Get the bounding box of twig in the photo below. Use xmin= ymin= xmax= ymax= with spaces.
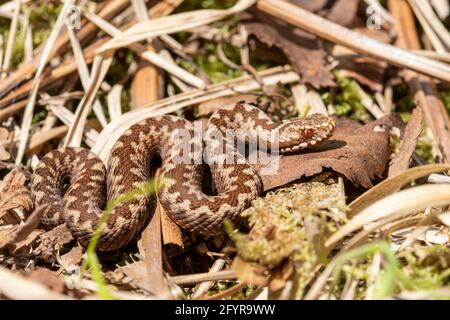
xmin=171 ymin=270 xmax=237 ymax=286
xmin=192 ymin=259 xmax=227 ymax=299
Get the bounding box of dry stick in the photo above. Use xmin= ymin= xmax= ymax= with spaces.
xmin=15 ymin=0 xmax=76 ymax=165
xmin=48 ymin=104 xmax=99 ymax=147
xmin=0 ymin=100 xmax=27 ymax=122
xmin=203 ymin=281 xmax=248 ymax=300
xmin=172 ymin=270 xmax=237 ymax=286
xmin=67 ymin=26 xmax=108 ymax=128
xmin=414 ymin=0 xmax=450 ymax=48
xmin=192 ymin=258 xmax=227 ymax=299
xmin=23 ymin=11 xmax=32 ymax=63
xmin=389 ymin=0 xmax=450 ymax=163
xmin=64 ymin=54 xmax=113 ymax=148
xmin=256 ymin=0 xmax=450 ymax=83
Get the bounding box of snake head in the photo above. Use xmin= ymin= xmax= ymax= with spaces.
xmin=278 ymin=113 xmax=335 ymax=153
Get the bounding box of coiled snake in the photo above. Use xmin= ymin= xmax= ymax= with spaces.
xmin=32 ymin=103 xmax=335 ymax=251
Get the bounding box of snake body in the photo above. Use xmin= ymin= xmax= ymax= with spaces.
xmin=32 ymin=103 xmax=335 ymax=251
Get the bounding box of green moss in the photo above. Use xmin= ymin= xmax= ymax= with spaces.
xmin=440 ymin=91 xmax=450 ymax=114
xmin=0 ymin=2 xmax=61 ymax=69
xmin=180 ymin=40 xmax=244 ymax=83
xmin=229 ymin=175 xmax=348 ymax=299
xmin=177 ymin=0 xmax=237 ymax=11
xmin=324 ymin=73 xmax=371 ymax=122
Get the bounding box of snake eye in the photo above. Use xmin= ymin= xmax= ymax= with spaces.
xmin=303 ymin=128 xmax=314 ymax=139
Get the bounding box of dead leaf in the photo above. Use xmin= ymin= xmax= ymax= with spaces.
xmin=389 ymin=106 xmax=424 ymax=177
xmin=241 ymin=11 xmax=334 ymax=88
xmin=0 ymin=205 xmax=47 ymax=254
xmin=0 ymin=168 xmax=33 ymax=224
xmin=258 ymin=114 xmax=405 ymax=190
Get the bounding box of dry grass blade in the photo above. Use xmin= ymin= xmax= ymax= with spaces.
xmin=67 ymin=26 xmax=108 ymax=128
xmin=48 ymin=105 xmax=99 ymax=147
xmin=15 ymin=0 xmax=76 ymax=165
xmin=1 ymin=0 xmax=21 ymax=74
xmin=97 ymin=0 xmax=257 ymax=53
xmin=64 ymin=54 xmax=113 ymax=148
xmin=326 ymin=184 xmax=450 ymax=248
xmin=171 ymin=270 xmax=237 ymax=286
xmin=349 ymin=164 xmax=450 ymax=216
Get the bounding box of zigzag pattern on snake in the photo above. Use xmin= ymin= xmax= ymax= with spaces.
xmin=31 ymin=103 xmax=335 ymax=251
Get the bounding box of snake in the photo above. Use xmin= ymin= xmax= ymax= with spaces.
xmin=31 ymin=103 xmax=335 ymax=251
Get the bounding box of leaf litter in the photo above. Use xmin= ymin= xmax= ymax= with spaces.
xmin=0 ymin=0 xmax=449 ymax=301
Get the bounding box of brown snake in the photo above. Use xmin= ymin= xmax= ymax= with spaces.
xmin=32 ymin=103 xmax=335 ymax=251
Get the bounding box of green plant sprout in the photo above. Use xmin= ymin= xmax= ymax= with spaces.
xmin=332 ymin=241 xmax=419 ymax=299
xmin=80 ymin=178 xmax=158 ymax=300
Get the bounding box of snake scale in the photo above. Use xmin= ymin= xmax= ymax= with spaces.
xmin=32 ymin=103 xmax=335 ymax=251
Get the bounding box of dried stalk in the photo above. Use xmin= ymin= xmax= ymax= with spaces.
xmin=2 ymin=0 xmax=21 ymax=74
xmin=172 ymin=270 xmax=237 ymax=286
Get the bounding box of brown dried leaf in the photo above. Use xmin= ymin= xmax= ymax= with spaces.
xmin=389 ymin=106 xmax=424 ymax=177
xmin=0 ymin=168 xmax=33 ymax=223
xmin=241 ymin=11 xmax=334 ymax=88
xmin=1 ymin=206 xmax=46 ymax=254
xmin=258 ymin=114 xmax=405 ymax=190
